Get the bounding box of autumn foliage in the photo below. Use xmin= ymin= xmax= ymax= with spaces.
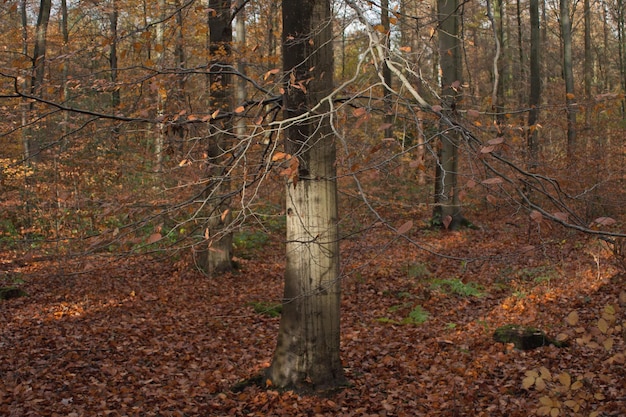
xmin=1 ymin=0 xmax=626 ymax=415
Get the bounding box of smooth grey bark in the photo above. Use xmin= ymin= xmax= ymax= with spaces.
xmin=267 ymin=0 xmax=344 ymax=390
xmin=432 ymin=0 xmax=466 ymax=230
xmin=584 ymin=0 xmax=592 ymax=128
xmin=560 ymin=0 xmax=576 ymax=156
xmin=528 ymin=0 xmax=541 ymax=170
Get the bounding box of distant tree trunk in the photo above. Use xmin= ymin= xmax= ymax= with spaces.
xmin=486 ymin=0 xmax=502 ymax=125
xmin=195 ymin=0 xmax=234 ymax=276
xmin=432 ymin=0 xmax=466 ymax=230
xmin=583 ymin=0 xmax=592 ymax=128
xmin=516 ymin=0 xmax=525 ymax=106
xmin=617 ymin=0 xmax=626 ymax=117
xmin=527 ymin=0 xmax=541 ymax=170
xmin=381 ymin=0 xmax=393 ymax=139
xmin=267 ymin=0 xmax=345 ymax=390
xmin=20 ymin=0 xmax=29 ymax=161
xmin=108 ymin=0 xmax=120 ymax=145
xmin=560 ymin=0 xmax=576 ymax=157
xmin=495 ymin=0 xmax=506 ymax=126
xmin=235 ymin=0 xmax=247 ymax=138
xmin=154 ymin=0 xmax=166 ymax=173
xmin=109 ymin=0 xmax=120 ymax=110
xmin=27 ymin=0 xmax=52 ymax=161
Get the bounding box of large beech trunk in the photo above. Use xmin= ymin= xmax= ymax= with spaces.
xmin=266 ymin=0 xmax=344 ymax=390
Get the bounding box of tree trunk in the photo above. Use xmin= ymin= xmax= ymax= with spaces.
xmin=527 ymin=0 xmax=541 ymax=170
xmin=154 ymin=0 xmax=166 ymax=173
xmin=267 ymin=0 xmax=345 ymax=390
xmin=560 ymin=0 xmax=576 ymax=157
xmin=235 ymin=0 xmax=247 ymax=138
xmin=27 ymin=0 xmax=52 ymax=161
xmin=381 ymin=0 xmax=393 ymax=139
xmin=196 ymin=0 xmax=234 ymax=276
xmin=20 ymin=0 xmax=28 ymax=161
xmin=583 ymin=0 xmax=592 ymax=129
xmin=432 ymin=0 xmax=466 ymax=230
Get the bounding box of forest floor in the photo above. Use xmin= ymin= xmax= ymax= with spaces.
xmin=1 ymin=206 xmax=625 ymax=417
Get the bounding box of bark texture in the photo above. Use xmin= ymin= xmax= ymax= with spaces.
xmin=267 ymin=0 xmax=344 ymax=390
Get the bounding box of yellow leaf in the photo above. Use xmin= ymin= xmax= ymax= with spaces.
xmin=522 ymin=376 xmax=536 ymax=389
xmin=537 ymin=406 xmax=551 ymax=416
xmin=565 ymin=311 xmax=579 ymax=326
xmin=539 ymin=367 xmax=552 ymax=381
xmin=558 ymin=372 xmax=571 ymax=388
xmin=211 ymin=109 xmax=220 ymax=119
xmin=570 ymin=380 xmax=583 ymax=390
xmin=603 ymin=337 xmax=614 ymax=351
xmin=597 ymin=318 xmax=609 ymax=333
xmin=550 ymin=407 xmax=560 ymax=417
xmin=594 ymin=393 xmax=605 ymax=400
xmin=535 ymin=377 xmax=546 ymax=391
xmin=539 ymin=396 xmax=554 ymax=406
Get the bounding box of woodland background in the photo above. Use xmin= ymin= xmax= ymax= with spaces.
xmin=1 ymin=0 xmax=625 ymax=416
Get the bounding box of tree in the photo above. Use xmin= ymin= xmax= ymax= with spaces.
xmin=195 ymin=0 xmax=235 ymax=275
xmin=432 ymin=0 xmax=466 ymax=230
xmin=27 ymin=0 xmax=52 ymax=161
xmin=266 ymin=0 xmax=345 ymax=389
xmin=560 ymin=0 xmax=576 ymax=156
xmin=528 ymin=0 xmax=541 ymax=170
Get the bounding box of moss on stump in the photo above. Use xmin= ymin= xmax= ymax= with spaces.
xmin=493 ymin=324 xmax=568 ymax=350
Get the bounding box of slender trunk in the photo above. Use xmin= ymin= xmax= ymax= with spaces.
xmin=235 ymin=0 xmax=247 ymax=138
xmin=59 ymin=0 xmax=71 ymax=150
xmin=154 ymin=0 xmax=166 ymax=173
xmin=109 ymin=0 xmax=120 ymax=110
xmin=584 ymin=0 xmax=592 ymax=128
xmin=196 ymin=0 xmax=234 ymax=276
xmin=560 ymin=0 xmax=576 ymax=157
xmin=528 ymin=0 xmax=541 ymax=170
xmin=20 ymin=0 xmax=29 ymax=162
xmin=381 ymin=0 xmax=393 ymax=139
xmin=28 ymin=0 xmax=52 ymax=162
xmin=433 ymin=0 xmax=465 ymax=229
xmin=267 ymin=0 xmax=344 ymax=390
xmin=516 ymin=0 xmax=525 ymax=106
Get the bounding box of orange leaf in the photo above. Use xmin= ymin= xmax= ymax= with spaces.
xmin=272 ymin=152 xmax=289 ymax=161
xmin=481 ymin=177 xmax=503 ymax=185
xmin=530 ymin=210 xmax=543 ymax=223
xmin=147 ymin=233 xmax=161 ymax=244
xmin=263 ymin=68 xmax=280 ymax=80
xmin=352 ymin=107 xmax=367 ymax=117
xmin=234 ymin=105 xmax=245 ymax=113
xmin=396 ymin=220 xmax=413 ymax=235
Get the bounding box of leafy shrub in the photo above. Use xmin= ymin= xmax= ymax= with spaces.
xmin=429 ymin=278 xmax=483 ymax=297
xmin=249 ymin=301 xmax=282 ymax=317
